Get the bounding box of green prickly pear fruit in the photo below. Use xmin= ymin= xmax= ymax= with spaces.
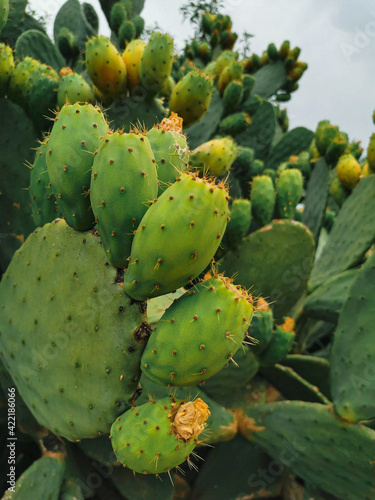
xmin=0 ymin=0 xmax=8 ymax=33
xmin=132 ymin=15 xmax=145 ymax=38
xmin=124 ymin=172 xmax=229 ymax=301
xmin=309 ymin=137 xmax=320 ymax=160
xmin=146 ymin=113 xmax=189 ymax=195
xmin=241 ymin=74 xmax=255 ymax=101
xmin=294 ymin=151 xmax=311 ymax=180
xmin=276 ymin=168 xmax=303 ymax=219
xmin=220 ymin=198 xmax=251 ymax=254
xmin=276 ymin=92 xmax=291 ymax=102
xmin=139 ymin=32 xmax=173 ymax=97
xmin=267 ymin=42 xmax=279 ymax=61
xmin=223 ymin=80 xmax=243 ymax=115
xmin=190 ymin=137 xmax=237 ymax=177
xmin=242 ymin=94 xmax=261 ymax=114
xmin=213 ymin=50 xmax=236 ymax=78
xmin=29 ymin=141 xmax=60 ymax=227
xmin=110 ymin=1 xmax=128 ymax=34
xmin=0 ymin=42 xmax=14 ymax=96
xmin=231 ymin=146 xmax=255 ymax=181
xmin=336 ymin=154 xmax=361 ymax=190
xmin=249 ymin=297 xmax=274 ymax=355
xmin=258 ymin=317 xmax=295 ymax=367
xmin=26 ymin=64 xmax=60 ymax=128
xmin=8 ymin=56 xmax=39 ymax=106
xmin=169 ymin=69 xmax=213 ymax=128
xmin=329 ymin=175 xmax=349 ymax=207
xmin=111 ymin=397 xmax=210 ymax=473
xmin=259 ymin=51 xmax=269 ymax=66
xmin=218 ymin=61 xmax=243 ymax=94
xmin=57 ymin=27 xmax=79 ymax=59
xmin=122 ymin=38 xmax=146 ymax=89
xmin=220 ymin=112 xmax=251 ymax=136
xmin=90 ymin=130 xmax=158 ymax=269
xmin=325 ymin=132 xmax=349 ymax=165
xmin=141 ymin=275 xmax=254 ymax=386
xmin=85 ymin=36 xmax=127 ymax=101
xmin=47 ymin=103 xmax=108 ymax=230
xmin=315 ymin=121 xmax=339 ymax=156
xmin=367 ymin=133 xmax=375 ymax=172
xmin=250 ymin=175 xmax=275 ymax=227
xmin=279 ymin=40 xmax=290 ymax=60
xmin=57 ymin=67 xmax=95 ymax=108
xmin=204 ymin=60 xmax=216 ymax=76
xmin=118 ymin=20 xmax=136 ymax=49
xmin=263 ymin=168 xmax=276 ymax=184
xmin=349 ymin=140 xmax=363 ymax=160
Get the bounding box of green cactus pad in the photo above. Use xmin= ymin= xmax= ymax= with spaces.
xmin=90 ymin=131 xmax=158 ymax=269
xmin=303 ymin=269 xmax=358 ymax=323
xmin=15 ymin=30 xmax=65 ymax=70
xmin=331 ymin=253 xmax=375 ymax=422
xmin=54 ymin=0 xmax=96 ymax=52
xmin=250 ymin=60 xmax=287 ymax=99
xmin=110 ymin=466 xmax=175 ymax=500
xmin=47 ymin=103 xmax=108 ymax=231
xmin=220 ymin=220 xmax=315 ymax=319
xmin=0 ymin=0 xmax=9 ymax=33
xmin=302 ymin=158 xmax=329 ymax=243
xmin=239 ymin=401 xmax=375 ymax=500
xmin=141 ymin=276 xmax=253 ymax=386
xmin=308 ymin=176 xmax=375 ymax=290
xmin=282 ymin=354 xmax=331 ymax=399
xmin=124 ymin=172 xmax=229 ymax=301
xmin=265 ymin=127 xmax=314 ymax=170
xmin=0 ymin=220 xmax=148 ymax=439
xmin=106 ymin=95 xmax=167 ymax=131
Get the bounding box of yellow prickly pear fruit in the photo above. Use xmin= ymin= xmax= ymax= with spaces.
xmin=218 ymin=60 xmax=243 ymax=95
xmin=122 ymin=38 xmax=145 ymax=89
xmin=0 ymin=42 xmax=14 ymax=96
xmin=361 ymin=162 xmax=370 ymax=178
xmin=336 ymin=154 xmax=361 ymax=190
xmin=85 ymin=36 xmax=127 ymax=101
xmin=367 ymin=133 xmax=375 ymax=172
xmin=190 ymin=136 xmax=237 ymax=177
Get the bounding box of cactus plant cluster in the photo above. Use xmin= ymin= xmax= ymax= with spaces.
xmin=0 ymin=1 xmax=375 ymax=499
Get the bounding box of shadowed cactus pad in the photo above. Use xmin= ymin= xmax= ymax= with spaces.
xmin=0 ymin=220 xmax=148 ymax=440
xmin=110 ymin=397 xmax=210 ymax=473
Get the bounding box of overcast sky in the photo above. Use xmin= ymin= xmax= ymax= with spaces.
xmin=30 ymin=0 xmax=375 ymax=150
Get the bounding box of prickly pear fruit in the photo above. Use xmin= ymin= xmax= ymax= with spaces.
xmin=258 ymin=317 xmax=295 ymax=367
xmin=325 ymin=132 xmax=349 ymax=165
xmin=133 ymin=15 xmax=145 ymax=38
xmin=315 ymin=121 xmax=339 ymax=156
xmin=118 ymin=20 xmax=136 ymax=49
xmin=241 ymin=74 xmax=255 ymax=101
xmin=85 ymin=36 xmax=127 ymax=101
xmin=223 ymin=80 xmax=243 ymax=115
xmin=0 ymin=0 xmax=8 ymax=33
xmin=213 ymin=50 xmax=236 ymax=78
xmin=124 ymin=172 xmax=229 ymax=301
xmin=329 ymin=176 xmax=349 ymax=207
xmin=57 ymin=27 xmax=79 ymax=59
xmin=139 ymin=32 xmax=173 ymax=97
xmin=90 ymin=130 xmax=158 ymax=269
xmin=0 ymin=42 xmax=13 ymax=96
xmin=267 ymin=42 xmax=279 ymax=61
xmin=190 ymin=137 xmax=237 ymax=177
xmin=336 ymin=154 xmax=361 ymax=190
xmin=47 ymin=103 xmax=108 ymax=230
xmin=146 ymin=113 xmax=189 ymax=195
xmin=8 ymin=56 xmax=39 ymax=106
xmin=248 ymin=297 xmax=274 ymax=355
xmin=57 ymin=68 xmax=95 ymax=107
xmin=122 ymin=39 xmax=145 ymax=89
xmin=276 ymin=168 xmax=303 ymax=219
xmin=141 ymin=275 xmax=254 ymax=386
xmin=29 ymin=141 xmax=60 ymax=227
xmin=0 ymin=220 xmax=148 ymax=440
xmin=220 ymin=198 xmax=251 ymax=252
xmin=367 ymin=133 xmax=375 ymax=173
xmin=110 ymin=1 xmax=128 ymax=34
xmin=220 ymin=112 xmax=251 ymax=136
xmin=111 ymin=397 xmax=210 ymax=473
xmin=218 ymin=61 xmax=243 ymax=94
xmin=169 ymin=69 xmax=213 ymax=127
xmin=250 ymin=175 xmax=275 ymax=227
xmin=279 ymin=40 xmax=290 ymax=60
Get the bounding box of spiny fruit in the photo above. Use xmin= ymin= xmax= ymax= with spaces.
xmin=8 ymin=56 xmax=39 ymax=106
xmin=0 ymin=0 xmax=8 ymax=33
xmin=220 ymin=198 xmax=251 ymax=252
xmin=248 ymin=297 xmax=274 ymax=355
xmin=90 ymin=130 xmax=158 ymax=269
xmin=336 ymin=154 xmax=361 ymax=190
xmin=258 ymin=317 xmax=296 ymax=367
xmin=118 ymin=20 xmax=136 ymax=49
xmin=315 ymin=121 xmax=339 ymax=156
xmin=46 ymin=103 xmax=108 ymax=230
xmin=276 ymin=168 xmax=303 ymax=219
xmin=367 ymin=133 xmax=375 ymax=173
xmin=85 ymin=36 xmax=127 ymax=101
xmin=29 ymin=141 xmax=60 ymax=227
xmin=139 ymin=32 xmax=173 ymax=97
xmin=218 ymin=61 xmax=243 ymax=95
xmin=57 ymin=68 xmax=95 ymax=108
xmin=146 ymin=113 xmax=189 ymax=195
xmin=124 ymin=172 xmax=229 ymax=301
xmin=220 ymin=112 xmax=251 ymax=136
xmin=250 ymin=175 xmax=275 ymax=227
xmin=169 ymin=69 xmax=213 ymax=127
xmin=122 ymin=39 xmax=146 ymax=89
xmin=190 ymin=137 xmax=237 ymax=177
xmin=110 ymin=397 xmax=210 ymax=473
xmin=26 ymin=64 xmax=60 ymax=128
xmin=141 ymin=274 xmax=254 ymax=386
xmin=0 ymin=42 xmax=14 ymax=96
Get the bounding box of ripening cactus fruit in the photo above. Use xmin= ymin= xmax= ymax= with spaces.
xmin=276 ymin=168 xmax=303 ymax=219
xmin=190 ymin=137 xmax=237 ymax=177
xmin=8 ymin=56 xmax=39 ymax=106
xmin=139 ymin=32 xmax=173 ymax=97
xmin=123 ymin=172 xmax=229 ymax=301
xmin=110 ymin=397 xmax=210 ymax=473
xmin=250 ymin=175 xmax=276 ymax=227
xmin=169 ymin=69 xmax=213 ymax=128
xmin=258 ymin=317 xmax=296 ymax=367
xmin=85 ymin=36 xmax=127 ymax=101
xmin=146 ymin=113 xmax=189 ymax=195
xmin=141 ymin=275 xmax=254 ymax=386
xmin=122 ymin=39 xmax=146 ymax=89
xmin=218 ymin=61 xmax=243 ymax=94
xmin=47 ymin=103 xmax=108 ymax=230
xmin=249 ymin=297 xmax=274 ymax=355
xmin=57 ymin=68 xmax=95 ymax=107
xmin=0 ymin=42 xmax=14 ymax=96
xmin=0 ymin=0 xmax=9 ymax=33
xmin=315 ymin=121 xmax=339 ymax=156
xmin=90 ymin=130 xmax=158 ymax=269
xmin=336 ymin=154 xmax=361 ymax=190
xmin=367 ymin=133 xmax=375 ymax=173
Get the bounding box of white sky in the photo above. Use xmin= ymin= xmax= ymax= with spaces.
xmin=30 ymin=0 xmax=375 ymax=149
